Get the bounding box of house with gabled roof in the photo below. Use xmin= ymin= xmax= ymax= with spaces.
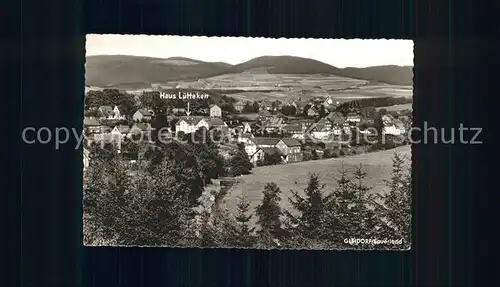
xmin=249 ymin=147 xmax=284 ymax=166
xmin=111 ymin=125 xmax=130 ymax=137
xmin=242 ymin=122 xmax=252 ymax=133
xmin=234 ymin=100 xmax=250 ymax=112
xmin=174 ymin=116 xmax=228 ymax=135
xmin=83 ymin=117 xmax=101 ymax=134
xmin=175 ymin=116 xmax=209 ymax=135
xmin=250 ymin=137 xmax=281 ymax=147
xmin=307 ymin=106 xmax=320 ymax=117
xmin=326 ymin=112 xmax=346 ymax=125
xmin=322 ymin=97 xmax=338 ymax=108
xmin=206 ymin=118 xmax=230 ymax=137
xmin=383 ymin=118 xmax=405 ymax=136
xmin=113 ymin=105 xmax=127 ymax=120
xmin=133 ymin=109 xmax=153 ymax=122
xmin=289 ymin=119 xmax=315 ymax=133
xmin=263 ymin=116 xmax=285 ymax=133
xmin=206 ymin=117 xmax=227 ymax=128
xmin=282 ymin=123 xmax=304 ymax=139
xmin=259 ymin=99 xmax=273 ymax=111
xmin=236 ymin=132 xmax=254 ymax=144
xmin=244 ymin=137 xmax=281 ymax=159
xmin=276 ymin=138 xmax=303 ymax=163
xmin=258 ymin=110 xmax=273 ymax=121
xmin=98 ymin=106 xmax=114 ymax=119
xmin=209 ymin=104 xmax=222 ymax=118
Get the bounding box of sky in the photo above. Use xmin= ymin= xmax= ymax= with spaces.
xmin=86 ymin=34 xmax=413 ymax=68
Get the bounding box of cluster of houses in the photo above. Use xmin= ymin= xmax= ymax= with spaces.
xmin=96 ymin=105 xmax=154 ymax=122
xmin=233 ymin=96 xmax=340 ymax=114
xmin=83 ymin=96 xmax=410 ymax=171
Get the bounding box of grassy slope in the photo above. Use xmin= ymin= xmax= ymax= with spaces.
xmin=223 ymin=145 xmax=411 ymax=224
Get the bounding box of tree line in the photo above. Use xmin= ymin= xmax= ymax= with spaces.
xmin=84 ymin=136 xmax=411 ymax=249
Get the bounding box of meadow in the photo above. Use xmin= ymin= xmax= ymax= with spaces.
xmin=222 ymin=145 xmax=411 ymax=225
xmin=376 ymin=103 xmax=413 ymax=112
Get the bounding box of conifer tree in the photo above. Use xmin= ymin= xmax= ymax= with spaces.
xmin=286 ymin=173 xmax=328 ymax=240
xmin=86 ymin=152 xmax=133 ymax=244
xmin=350 ymin=164 xmax=381 ymax=247
xmin=324 ymin=163 xmax=353 ymax=243
xmin=378 ymin=153 xmax=412 ymax=249
xmin=134 ymin=159 xmax=193 ymax=246
xmin=255 ymin=182 xmax=283 ymax=242
xmin=231 ymin=194 xmax=256 ymax=247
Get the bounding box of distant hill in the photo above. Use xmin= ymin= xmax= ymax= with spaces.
xmin=85 ymin=55 xmax=232 ymax=88
xmin=335 ymin=65 xmax=413 ymax=86
xmin=85 ymin=55 xmax=413 ymax=88
xmin=227 ymin=56 xmax=345 ymax=74
xmin=228 ymin=56 xmax=413 ymax=85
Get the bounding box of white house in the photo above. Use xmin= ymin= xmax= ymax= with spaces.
xmin=242 ymin=122 xmax=252 ymax=133
xmin=175 ymin=116 xmax=209 ymax=135
xmin=113 ymin=106 xmax=127 ymax=120
xmin=244 ymin=141 xmax=258 ymax=159
xmin=133 ymin=109 xmax=153 ymax=122
xmin=383 ymin=124 xmax=400 ymax=135
xmin=346 ymin=113 xmax=361 ymax=123
xmin=236 ymin=132 xmax=254 ymax=144
xmin=384 ymin=119 xmax=406 ymax=136
xmin=111 ymin=125 xmax=130 ymax=139
xmin=175 ymin=116 xmax=229 ymax=135
xmin=210 ymin=104 xmax=222 ymax=118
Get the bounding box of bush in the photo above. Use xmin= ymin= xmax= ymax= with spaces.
xmin=323 ymin=149 xmax=333 ymax=159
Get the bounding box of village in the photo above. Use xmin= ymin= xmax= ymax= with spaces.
xmin=82 ymin=89 xmax=412 ymax=171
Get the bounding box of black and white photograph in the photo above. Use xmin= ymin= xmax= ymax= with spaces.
xmin=83 ymin=35 xmax=413 ymax=250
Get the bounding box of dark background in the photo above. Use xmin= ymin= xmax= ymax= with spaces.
xmin=4 ymin=0 xmax=494 ymax=286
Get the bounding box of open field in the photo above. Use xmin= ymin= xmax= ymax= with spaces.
xmin=376 ymin=103 xmax=413 ymax=112
xmin=222 ymin=145 xmax=411 ymax=225
xmin=174 ymin=72 xmax=372 ymax=91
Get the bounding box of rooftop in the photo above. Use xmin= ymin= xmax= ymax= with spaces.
xmin=251 ymin=137 xmax=281 ymax=146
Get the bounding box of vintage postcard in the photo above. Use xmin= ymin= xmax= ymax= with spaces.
xmin=83 ymin=35 xmax=413 ymax=249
